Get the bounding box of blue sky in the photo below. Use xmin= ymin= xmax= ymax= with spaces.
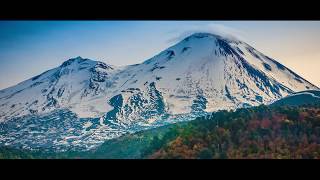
xmin=1 ymin=21 xmax=320 ymax=89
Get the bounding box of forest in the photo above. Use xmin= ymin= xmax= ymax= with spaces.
xmin=1 ymin=104 xmax=320 ymax=159
xmin=142 ymin=104 xmax=320 ymax=159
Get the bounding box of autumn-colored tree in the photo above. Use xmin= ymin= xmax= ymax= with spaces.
xmin=144 ymin=105 xmax=320 ymax=159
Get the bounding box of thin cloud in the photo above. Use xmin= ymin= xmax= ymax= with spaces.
xmin=167 ymin=23 xmax=247 ymax=44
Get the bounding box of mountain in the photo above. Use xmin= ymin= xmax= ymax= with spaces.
xmin=271 ymin=90 xmax=320 ymax=106
xmin=0 ymin=56 xmax=118 ymax=120
xmin=0 ymin=32 xmax=318 ymax=151
xmin=105 ymin=33 xmax=318 ymax=122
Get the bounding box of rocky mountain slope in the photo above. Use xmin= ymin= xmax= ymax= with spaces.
xmin=0 ymin=32 xmax=318 ymax=151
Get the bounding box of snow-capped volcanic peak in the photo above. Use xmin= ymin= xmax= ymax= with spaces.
xmin=1 ymin=33 xmax=318 ymax=122
xmin=112 ymin=32 xmax=318 ymax=115
xmin=0 ymin=32 xmax=319 ymax=151
xmin=0 ymin=56 xmax=117 ymax=121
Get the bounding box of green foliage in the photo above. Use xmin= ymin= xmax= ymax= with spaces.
xmin=0 ymin=124 xmax=176 ymax=159
xmin=197 ymin=148 xmax=213 ymax=159
xmin=143 ymin=105 xmax=320 ymax=159
xmin=1 ymin=104 xmax=320 ymax=159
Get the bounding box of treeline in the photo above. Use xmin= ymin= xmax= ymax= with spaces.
xmin=1 ymin=104 xmax=320 ymax=159
xmin=0 ymin=146 xmax=35 ymax=159
xmin=142 ymin=104 xmax=320 ymax=159
xmin=0 ymin=122 xmax=174 ymax=159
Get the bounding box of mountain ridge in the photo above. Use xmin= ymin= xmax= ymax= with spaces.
xmin=0 ymin=32 xmax=318 ymax=151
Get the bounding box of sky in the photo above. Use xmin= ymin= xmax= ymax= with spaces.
xmin=0 ymin=21 xmax=320 ymax=89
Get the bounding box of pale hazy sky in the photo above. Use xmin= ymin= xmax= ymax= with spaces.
xmin=0 ymin=21 xmax=319 ymax=89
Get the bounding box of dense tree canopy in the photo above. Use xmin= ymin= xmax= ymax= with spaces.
xmin=1 ymin=104 xmax=320 ymax=159
xmin=143 ymin=104 xmax=320 ymax=159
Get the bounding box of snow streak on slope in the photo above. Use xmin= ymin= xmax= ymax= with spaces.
xmin=0 ymin=57 xmax=119 ymax=121
xmin=102 ymin=33 xmax=317 ymax=122
xmin=0 ymin=33 xmax=318 ymax=151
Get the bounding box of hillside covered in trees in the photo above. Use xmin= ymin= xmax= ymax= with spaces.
xmin=142 ymin=104 xmax=320 ymax=159
xmin=1 ymin=104 xmax=320 ymax=159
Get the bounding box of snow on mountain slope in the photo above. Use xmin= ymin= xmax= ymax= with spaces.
xmin=0 ymin=32 xmax=318 ymax=151
xmin=101 ymin=33 xmax=318 ymax=125
xmin=0 ymin=56 xmax=118 ymax=121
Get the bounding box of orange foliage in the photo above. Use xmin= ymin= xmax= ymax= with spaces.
xmin=147 ymin=105 xmax=320 ymax=159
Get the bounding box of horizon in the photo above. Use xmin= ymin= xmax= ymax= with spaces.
xmin=1 ymin=21 xmax=320 ymax=89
